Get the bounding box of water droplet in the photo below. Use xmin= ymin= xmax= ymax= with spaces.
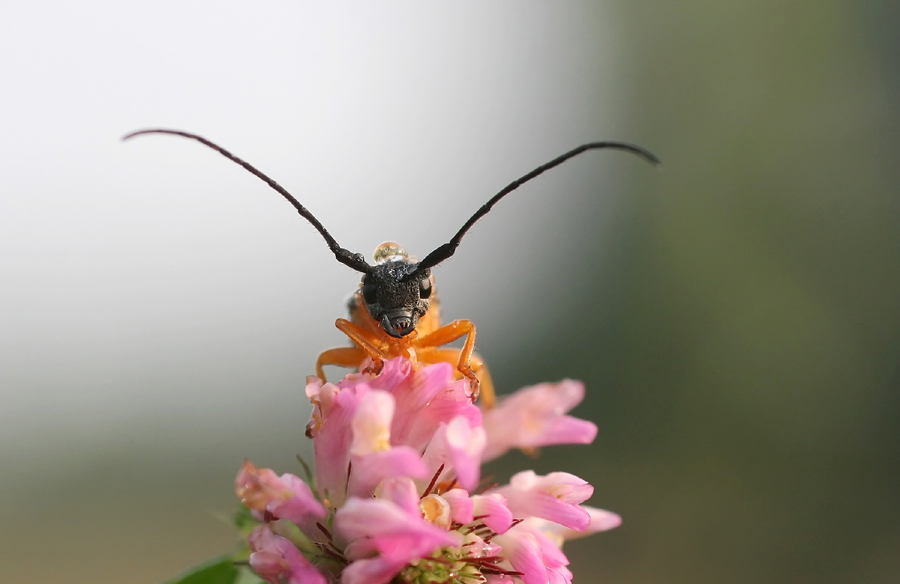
xmin=373 ymin=241 xmax=408 ymax=264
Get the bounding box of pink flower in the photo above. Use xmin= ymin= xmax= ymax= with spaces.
xmin=235 ymin=357 xmax=618 ymax=584
xmin=482 ymin=379 xmax=598 ymax=461
xmin=248 ymin=524 xmax=327 ymax=584
xmin=492 ymin=471 xmax=594 ymax=531
xmin=235 ymin=460 xmax=326 ymax=530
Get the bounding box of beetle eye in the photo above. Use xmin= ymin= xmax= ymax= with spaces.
xmin=419 ymin=277 xmax=432 ymax=299
xmin=362 ymin=283 xmax=378 ymax=304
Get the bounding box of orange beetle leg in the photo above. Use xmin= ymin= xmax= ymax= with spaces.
xmin=415 ymin=319 xmax=481 ymax=402
xmin=418 ymin=347 xmax=496 ymax=409
xmin=334 ymin=318 xmax=389 ymax=375
xmin=316 ymin=346 xmax=367 ymax=381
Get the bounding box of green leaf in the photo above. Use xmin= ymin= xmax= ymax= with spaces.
xmin=234 ymin=567 xmax=266 ymax=584
xmin=295 ymin=453 xmax=315 ymax=487
xmin=163 ymin=556 xmax=245 ymax=584
xmin=233 ymin=504 xmax=258 ymax=531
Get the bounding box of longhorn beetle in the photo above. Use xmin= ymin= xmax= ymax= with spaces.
xmin=123 ymin=129 xmax=659 ymax=407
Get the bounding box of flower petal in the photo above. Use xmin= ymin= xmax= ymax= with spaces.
xmin=350 ymin=390 xmax=395 ymax=456
xmin=268 ymin=473 xmax=327 ymax=530
xmin=543 ymin=506 xmax=623 ymax=542
xmin=388 ymin=360 xmax=482 ymax=450
xmin=379 ymin=477 xmax=422 ymax=516
xmin=235 ymin=462 xmax=326 ymax=531
xmin=334 ymin=497 xmax=460 ymax=562
xmin=493 ymin=471 xmax=593 ymax=531
xmin=442 ymin=488 xmax=474 ymax=525
xmin=472 ymin=493 xmax=514 ymax=534
xmin=422 ymin=416 xmax=486 ymax=491
xmin=420 ymin=493 xmax=452 ymax=529
xmin=307 ymin=378 xmax=368 ymax=505
xmin=235 ymin=460 xmax=282 ymax=512
xmin=493 ymin=523 xmax=572 ymax=584
xmin=340 ymin=556 xmax=406 ymax=584
xmin=492 ymin=529 xmax=548 ymax=584
xmin=482 ymin=380 xmax=597 ymax=461
xmin=248 ymin=525 xmax=326 ymax=584
xmin=348 ymin=446 xmax=430 ymax=498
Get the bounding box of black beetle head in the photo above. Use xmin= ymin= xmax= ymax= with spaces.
xmin=360 ymin=242 xmax=432 ymax=338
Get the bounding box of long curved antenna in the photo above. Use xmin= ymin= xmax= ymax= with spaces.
xmin=417 ymin=141 xmax=661 ymax=271
xmin=122 ymin=129 xmax=371 ymax=273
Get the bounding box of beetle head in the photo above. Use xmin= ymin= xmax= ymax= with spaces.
xmin=360 ymin=242 xmax=432 ymax=338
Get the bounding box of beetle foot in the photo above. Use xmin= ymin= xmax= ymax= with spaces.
xmin=362 ymin=358 xmax=385 ymax=377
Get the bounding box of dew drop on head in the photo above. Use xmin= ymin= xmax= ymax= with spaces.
xmin=373 ymin=241 xmax=408 ymax=264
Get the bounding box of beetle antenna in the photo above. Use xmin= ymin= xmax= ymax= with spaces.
xmin=417 ymin=141 xmax=660 ymax=270
xmin=122 ymin=129 xmax=371 ymax=273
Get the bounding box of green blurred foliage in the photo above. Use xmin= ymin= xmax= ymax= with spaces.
xmin=164 ymin=557 xmax=241 ymax=584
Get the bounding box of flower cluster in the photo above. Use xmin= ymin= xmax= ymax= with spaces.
xmin=235 ymin=358 xmax=619 ymax=584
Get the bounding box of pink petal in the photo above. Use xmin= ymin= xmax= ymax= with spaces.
xmin=350 ymin=390 xmax=395 ymax=456
xmin=307 ymin=378 xmax=370 ymax=505
xmin=493 ymin=471 xmax=593 ymax=531
xmin=420 ymin=494 xmax=452 ymax=528
xmin=248 ymin=525 xmax=326 ymax=584
xmin=341 ymin=556 xmax=406 ymax=584
xmin=583 ymin=506 xmax=622 ymax=533
xmin=482 ymin=380 xmax=597 ymax=461
xmin=546 ymin=506 xmax=623 ymax=541
xmin=235 ymin=460 xmax=283 ymax=512
xmin=462 ymin=532 xmax=501 ymax=559
xmin=442 ymin=488 xmax=474 ymax=525
xmin=471 ymin=493 xmax=514 ymax=534
xmin=443 ymin=416 xmax=486 ymax=491
xmin=348 ymin=446 xmax=429 ymax=498
xmin=492 ymin=529 xmax=548 ymax=584
xmin=494 ymin=524 xmax=572 ymax=584
xmin=361 ymin=356 xmax=415 ymax=391
xmin=422 ymin=416 xmax=486 ymax=492
xmin=334 ymin=497 xmax=460 ymax=562
xmin=389 ymin=361 xmax=482 ymax=450
xmin=268 ymin=473 xmax=326 ymax=530
xmin=548 ymin=565 xmax=574 ymax=584
xmin=509 ymin=471 xmax=595 ymax=504
xmin=379 ymin=477 xmax=422 ymax=516
xmin=520 ymin=522 xmax=569 ymax=567
xmin=235 ymin=462 xmax=325 ymax=531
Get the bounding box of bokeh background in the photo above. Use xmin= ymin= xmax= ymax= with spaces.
xmin=1 ymin=1 xmax=898 ymax=583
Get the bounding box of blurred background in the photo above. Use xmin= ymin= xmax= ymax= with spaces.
xmin=1 ymin=1 xmax=898 ymax=583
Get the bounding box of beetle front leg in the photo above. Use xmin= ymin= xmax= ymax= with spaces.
xmin=334 ymin=318 xmax=389 ymax=375
xmin=316 ymin=346 xmax=367 ymax=381
xmin=415 ymin=319 xmax=481 ymax=401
